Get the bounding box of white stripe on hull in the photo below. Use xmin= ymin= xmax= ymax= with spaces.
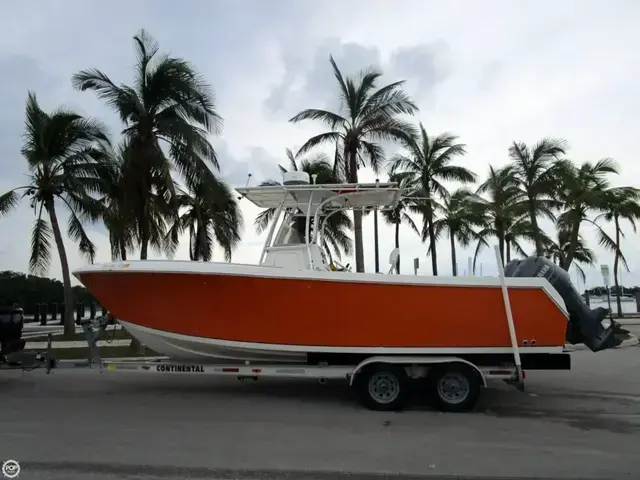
xmin=119 ymin=320 xmax=564 ymax=364
xmin=120 ymin=321 xmax=307 ymax=364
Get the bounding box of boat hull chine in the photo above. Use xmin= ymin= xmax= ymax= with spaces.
xmin=119 ymin=321 xmax=307 ymax=363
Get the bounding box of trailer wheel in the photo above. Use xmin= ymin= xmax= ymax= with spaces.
xmin=425 ymin=363 xmax=482 ymax=413
xmin=354 ymin=364 xmax=409 ymax=411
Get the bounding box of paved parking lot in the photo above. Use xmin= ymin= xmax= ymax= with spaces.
xmin=1 ymin=346 xmax=639 ymax=479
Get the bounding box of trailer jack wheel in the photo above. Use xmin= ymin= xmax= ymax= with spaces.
xmin=354 ymin=364 xmax=409 ymax=411
xmin=425 ymin=363 xmax=482 ymax=413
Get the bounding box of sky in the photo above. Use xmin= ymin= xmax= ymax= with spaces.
xmin=1 ymin=0 xmax=639 ymax=290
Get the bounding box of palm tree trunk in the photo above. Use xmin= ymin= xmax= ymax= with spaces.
xmin=195 ymin=224 xmax=208 ymax=261
xmin=47 ymin=200 xmax=75 ymax=337
xmin=347 ymin=150 xmax=365 ymax=272
xmin=506 ymin=242 xmax=511 ymax=263
xmin=139 ymin=227 xmax=149 ymax=259
xmin=353 ymin=212 xmax=365 ymax=272
xmin=562 ymin=217 xmax=581 ymax=271
xmin=450 ymin=233 xmax=457 ymax=276
xmin=137 ymin=170 xmax=152 ymax=260
xmin=128 ymin=224 xmax=143 ymax=350
xmin=527 ymin=197 xmax=543 ymax=256
xmin=428 ymin=217 xmax=438 ymax=275
xmin=373 ymin=209 xmax=379 ymax=273
xmin=192 ymin=225 xmax=200 ymax=261
xmin=614 ymin=215 xmax=622 ymax=317
xmin=395 ymin=220 xmax=400 ymax=274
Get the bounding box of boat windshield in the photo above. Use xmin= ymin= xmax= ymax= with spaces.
xmin=272 ymin=213 xmax=305 ymax=246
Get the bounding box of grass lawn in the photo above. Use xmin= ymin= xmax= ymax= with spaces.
xmin=50 ymin=345 xmax=160 ymax=360
xmin=26 ymin=327 xmax=155 ymax=361
xmin=28 ymin=327 xmax=132 ymax=343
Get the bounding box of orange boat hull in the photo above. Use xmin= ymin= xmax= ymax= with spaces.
xmin=75 ymin=266 xmax=569 ymax=357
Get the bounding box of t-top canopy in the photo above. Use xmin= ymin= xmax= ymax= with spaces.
xmin=235 ymin=182 xmax=402 ymax=211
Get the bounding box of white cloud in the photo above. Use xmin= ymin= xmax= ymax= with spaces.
xmin=1 ymin=0 xmax=639 ymax=291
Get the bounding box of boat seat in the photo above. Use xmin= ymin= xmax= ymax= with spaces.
xmin=387 ymin=248 xmax=400 ymax=274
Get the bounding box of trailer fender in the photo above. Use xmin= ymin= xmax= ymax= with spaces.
xmin=348 ymin=355 xmax=487 ymax=388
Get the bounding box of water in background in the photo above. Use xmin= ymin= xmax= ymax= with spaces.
xmin=590 ymin=299 xmax=638 ymax=314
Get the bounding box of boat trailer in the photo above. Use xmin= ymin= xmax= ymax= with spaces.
xmin=2 ymin=247 xmax=579 ymax=413
xmin=2 ymin=311 xmax=562 ymax=413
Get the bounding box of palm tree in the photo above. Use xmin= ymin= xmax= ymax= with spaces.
xmin=72 ymin=29 xmax=223 ymax=259
xmin=430 ymin=189 xmax=485 ymax=276
xmin=503 ymin=217 xmax=537 ymax=263
xmin=555 ymin=158 xmax=618 ymax=270
xmin=381 ymin=172 xmax=419 ymax=273
xmin=542 ymin=229 xmax=595 ymax=283
xmin=94 ymin=143 xmax=136 ymax=260
xmin=164 ymin=176 xmax=242 ymax=262
xmin=471 ymin=165 xmax=535 ymax=268
xmin=593 ymin=186 xmax=640 ymax=316
xmin=0 ymin=92 xmax=110 ymax=335
xmin=289 ymin=55 xmax=418 ymax=272
xmin=98 ymin=141 xmax=176 ymax=260
xmin=254 ymin=148 xmax=353 ymax=263
xmin=508 ymin=138 xmax=567 ymax=256
xmin=389 ymin=124 xmax=476 ymax=275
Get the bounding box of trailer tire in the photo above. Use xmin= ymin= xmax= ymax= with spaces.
xmin=353 ymin=363 xmax=409 ymax=411
xmin=425 ymin=363 xmax=482 ymax=413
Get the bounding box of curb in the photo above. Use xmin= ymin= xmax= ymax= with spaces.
xmin=56 ymin=356 xmax=167 ymax=363
xmin=25 ymin=339 xmax=131 ymax=349
xmin=565 ymin=335 xmax=639 ymax=351
xmin=106 ymin=356 xmax=168 ymax=362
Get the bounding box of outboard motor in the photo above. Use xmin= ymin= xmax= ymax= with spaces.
xmin=504 ymin=256 xmax=621 ymax=352
xmin=0 ymin=305 xmax=26 ymax=361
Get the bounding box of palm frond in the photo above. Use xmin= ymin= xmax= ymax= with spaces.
xmin=288 ymin=109 xmax=346 ymax=129
xmin=255 ymin=207 xmax=279 ymax=234
xmin=66 ymin=208 xmax=97 ymax=263
xmin=0 ymin=190 xmax=21 ymax=215
xmin=29 ymin=209 xmax=53 ymax=276
xmin=71 ymin=69 xmax=138 ymax=122
xmin=296 ymin=131 xmax=342 ymax=157
xmin=595 ymin=225 xmax=630 ymax=271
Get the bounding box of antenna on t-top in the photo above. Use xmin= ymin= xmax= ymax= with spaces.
xmin=237 ymin=172 xmax=253 ymax=200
